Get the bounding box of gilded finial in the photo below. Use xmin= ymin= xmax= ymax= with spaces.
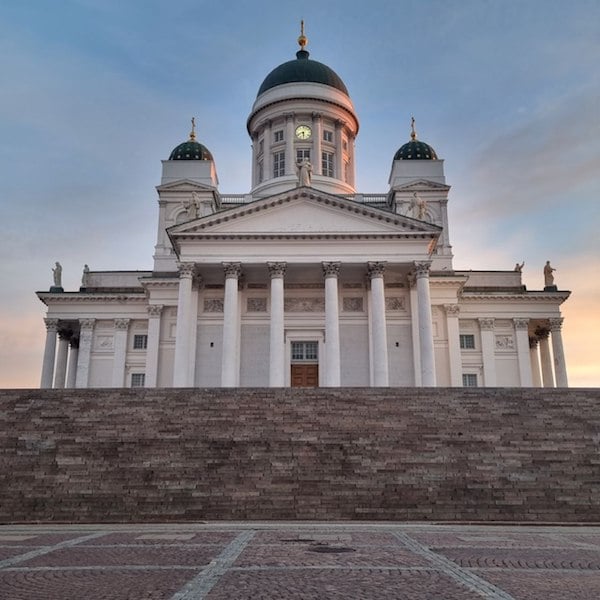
xmin=189 ymin=117 xmax=196 ymax=141
xmin=298 ymin=20 xmax=308 ymax=50
xmin=410 ymin=116 xmax=417 ymax=141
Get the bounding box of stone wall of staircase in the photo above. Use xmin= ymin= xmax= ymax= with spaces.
xmin=1 ymin=388 xmax=599 ymax=523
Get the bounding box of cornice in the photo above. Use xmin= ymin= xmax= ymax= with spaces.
xmin=37 ymin=292 xmax=147 ymax=305
xmin=460 ymin=291 xmax=571 ymax=303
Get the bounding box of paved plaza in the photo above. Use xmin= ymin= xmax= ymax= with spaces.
xmin=1 ymin=522 xmax=600 ymax=599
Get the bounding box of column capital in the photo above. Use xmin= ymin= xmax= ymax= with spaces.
xmin=322 ymin=261 xmax=341 ymax=278
xmin=79 ymin=319 xmax=95 ymax=330
xmin=147 ymin=304 xmax=164 ymax=318
xmin=267 ymin=262 xmax=287 ymax=279
xmin=311 ymin=112 xmax=322 ymax=121
xmin=178 ymin=262 xmax=196 ymax=278
xmin=114 ymin=318 xmax=130 ymax=330
xmin=223 ymin=262 xmax=242 ymax=279
xmin=44 ymin=318 xmax=59 ymax=332
xmin=513 ymin=318 xmax=530 ymax=330
xmin=367 ymin=261 xmax=386 ymax=279
xmin=548 ymin=317 xmax=564 ymax=332
xmin=478 ymin=317 xmax=495 ymax=331
xmin=284 ymin=112 xmax=295 ymax=122
xmin=413 ymin=261 xmax=431 ymax=279
xmin=443 ymin=304 xmax=460 ymax=317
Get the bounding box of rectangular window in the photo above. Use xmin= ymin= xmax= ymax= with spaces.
xmin=133 ymin=334 xmax=148 ymax=350
xmin=322 ymin=152 xmax=334 ymax=177
xmin=274 ymin=130 xmax=284 ymax=142
xmin=291 ymin=341 xmax=318 ymax=362
xmin=131 ymin=373 xmax=145 ymax=388
xmin=296 ymin=148 xmax=310 ymax=163
xmin=323 ymin=130 xmax=333 ymax=143
xmin=462 ymin=374 xmax=478 ymax=387
xmin=459 ymin=334 xmax=475 ymax=349
xmin=273 ymin=151 xmax=285 ymax=177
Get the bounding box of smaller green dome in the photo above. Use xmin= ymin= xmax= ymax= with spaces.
xmin=169 ymin=140 xmax=213 ymax=161
xmin=394 ymin=140 xmax=438 ymax=160
xmin=394 ymin=118 xmax=438 ymax=160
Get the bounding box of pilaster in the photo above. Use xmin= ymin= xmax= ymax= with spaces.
xmin=111 ymin=318 xmax=130 ymax=387
xmin=443 ymin=304 xmax=462 ymax=386
xmin=145 ymin=305 xmax=163 ymax=388
xmin=75 ymin=319 xmax=95 ymax=388
xmin=479 ymin=318 xmax=497 ymax=387
xmin=173 ymin=262 xmax=195 ymax=387
xmin=513 ymin=318 xmax=533 ymax=387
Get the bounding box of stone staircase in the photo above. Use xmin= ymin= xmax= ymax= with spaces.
xmin=1 ymin=388 xmax=599 ymax=523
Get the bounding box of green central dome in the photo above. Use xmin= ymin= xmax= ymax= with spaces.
xmin=394 ymin=140 xmax=438 ymax=160
xmin=257 ymin=49 xmax=349 ymax=97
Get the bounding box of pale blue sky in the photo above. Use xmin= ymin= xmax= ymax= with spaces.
xmin=1 ymin=0 xmax=598 ymax=386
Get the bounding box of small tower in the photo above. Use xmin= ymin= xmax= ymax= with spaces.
xmin=388 ymin=118 xmax=453 ymax=269
xmin=153 ymin=119 xmax=220 ymax=272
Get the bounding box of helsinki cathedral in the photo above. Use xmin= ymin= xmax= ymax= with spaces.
xmin=38 ymin=26 xmax=570 ymax=390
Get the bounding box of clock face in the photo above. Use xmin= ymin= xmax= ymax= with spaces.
xmin=295 ymin=125 xmax=312 ymax=140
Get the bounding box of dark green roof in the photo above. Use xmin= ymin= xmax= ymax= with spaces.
xmin=257 ymin=50 xmax=348 ymax=97
xmin=394 ymin=140 xmax=438 ymax=160
xmin=169 ymin=140 xmax=213 ymax=161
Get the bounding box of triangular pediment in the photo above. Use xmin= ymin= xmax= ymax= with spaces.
xmin=168 ymin=188 xmax=442 ymax=238
xmin=393 ymin=179 xmax=451 ymax=192
xmin=156 ymin=179 xmax=217 ymax=193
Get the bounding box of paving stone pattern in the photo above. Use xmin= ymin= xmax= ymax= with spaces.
xmin=1 ymin=524 xmax=600 ymax=599
xmin=1 ymin=388 xmax=600 ymax=522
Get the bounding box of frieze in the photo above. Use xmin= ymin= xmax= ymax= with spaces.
xmin=495 ymin=335 xmax=515 ymax=350
xmin=285 ymin=283 xmax=324 ymax=289
xmin=385 ymin=282 xmax=405 ymax=288
xmin=247 ymin=298 xmax=267 ymax=312
xmin=204 ymin=298 xmax=224 ymax=313
xmin=385 ymin=297 xmax=405 ymax=311
xmin=342 ymin=283 xmax=363 ymax=289
xmin=343 ymin=297 xmax=364 ymax=312
xmin=285 ymin=297 xmax=325 ymax=312
xmin=95 ymin=336 xmax=114 ymax=351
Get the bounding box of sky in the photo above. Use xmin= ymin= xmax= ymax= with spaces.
xmin=0 ymin=0 xmax=598 ymax=387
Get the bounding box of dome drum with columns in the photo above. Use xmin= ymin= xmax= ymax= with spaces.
xmin=37 ymin=25 xmax=570 ymax=390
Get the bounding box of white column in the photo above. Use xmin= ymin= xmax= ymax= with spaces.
xmin=40 ymin=318 xmax=59 ymax=388
xmin=529 ymin=338 xmax=542 ymax=387
xmin=479 ymin=318 xmax=497 ymax=387
xmin=444 ymin=304 xmax=462 ymax=386
xmin=312 ymin=112 xmax=322 ymax=175
xmin=75 ymin=319 xmax=95 ymax=388
xmin=173 ymin=262 xmax=195 ymax=387
xmin=538 ymin=329 xmax=555 ymax=387
xmin=285 ymin=113 xmax=295 ymax=175
xmin=268 ymin=262 xmax=286 ymax=387
xmin=408 ymin=276 xmax=421 ymax=386
xmin=368 ymin=262 xmax=388 ymax=386
xmin=145 ymin=305 xmax=163 ymax=387
xmin=66 ymin=339 xmax=79 ymax=388
xmin=262 ymin=120 xmax=271 ymax=180
xmin=111 ymin=319 xmax=129 ymax=387
xmin=221 ymin=262 xmax=242 ymax=387
xmin=334 ymin=120 xmax=344 ymax=179
xmin=549 ymin=317 xmax=568 ymax=387
xmin=323 ymin=262 xmax=341 ymax=387
xmin=53 ymin=331 xmax=70 ymax=389
xmin=414 ymin=262 xmax=436 ymax=387
xmin=514 ymin=318 xmax=533 ymax=387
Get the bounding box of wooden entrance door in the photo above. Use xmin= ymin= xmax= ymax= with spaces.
xmin=291 ymin=364 xmax=319 ymax=387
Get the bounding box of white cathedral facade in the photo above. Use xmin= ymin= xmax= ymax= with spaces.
xmin=38 ymin=32 xmax=570 ymax=390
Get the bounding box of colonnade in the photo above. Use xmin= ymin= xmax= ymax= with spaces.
xmin=529 ymin=319 xmax=568 ymax=387
xmin=171 ymin=260 xmax=437 ymax=388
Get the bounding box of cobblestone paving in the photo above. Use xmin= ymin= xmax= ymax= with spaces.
xmin=1 ymin=523 xmax=600 ymax=599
